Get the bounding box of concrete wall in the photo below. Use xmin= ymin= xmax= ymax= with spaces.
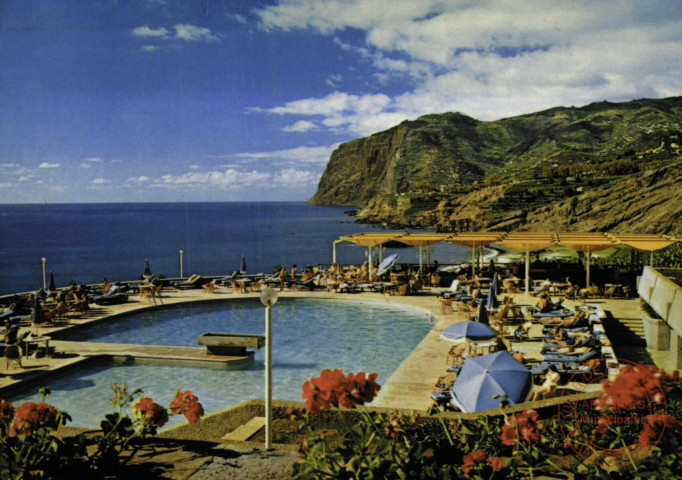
xmin=638 ymin=266 xmax=682 ymax=369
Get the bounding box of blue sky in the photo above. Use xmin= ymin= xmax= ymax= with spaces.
xmin=1 ymin=0 xmax=682 ymax=203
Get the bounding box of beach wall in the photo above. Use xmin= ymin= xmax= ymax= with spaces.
xmin=638 ymin=266 xmax=682 ymax=369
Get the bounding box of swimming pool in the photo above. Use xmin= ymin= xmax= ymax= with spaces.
xmin=8 ymin=299 xmax=433 ymax=428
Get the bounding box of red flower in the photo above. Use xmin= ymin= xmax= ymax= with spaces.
xmin=461 ymin=449 xmax=486 ymax=479
xmin=169 ymin=390 xmax=204 ymax=425
xmin=594 ymin=365 xmax=678 ymax=412
xmin=488 ymin=457 xmax=506 ymax=472
xmin=133 ymin=397 xmax=168 ymax=429
xmin=301 ymin=369 xmax=381 ymax=414
xmin=595 ymin=417 xmax=609 ymax=436
xmin=0 ymin=400 xmax=14 ymax=425
xmin=501 ymin=410 xmax=543 ymax=446
xmin=11 ymin=402 xmax=59 ymax=436
xmin=638 ymin=414 xmax=677 ymax=450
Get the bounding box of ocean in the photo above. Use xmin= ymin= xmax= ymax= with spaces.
xmin=0 ymin=202 xmax=471 ymax=295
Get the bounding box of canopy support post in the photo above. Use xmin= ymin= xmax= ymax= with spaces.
xmin=586 ymin=252 xmax=591 ymax=288
xmin=472 ymin=247 xmax=476 ymax=277
xmin=368 ymin=247 xmax=373 ymax=282
xmin=427 ymin=247 xmax=431 ymax=270
xmin=525 ymin=251 xmax=530 ymax=295
xmin=650 ymin=251 xmax=654 ymax=267
xmin=332 ymin=242 xmax=337 ymax=265
xmin=419 ymin=247 xmax=423 ymax=274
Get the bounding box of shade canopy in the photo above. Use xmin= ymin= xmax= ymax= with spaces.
xmin=394 ymin=233 xmax=453 ymax=248
xmin=48 ymin=271 xmax=56 ymax=292
xmin=607 ymin=234 xmax=678 ymax=253
xmin=496 ymin=232 xmax=558 ymax=253
xmin=491 ymin=273 xmax=501 ymax=296
xmin=556 ymin=232 xmax=619 ymax=253
xmin=143 ymin=259 xmax=152 ymax=277
xmin=377 ymin=254 xmax=399 ymax=276
xmin=446 ymin=232 xmax=506 ymax=248
xmin=485 ymin=287 xmax=499 ymax=311
xmin=451 ymin=351 xmax=531 ymax=412
xmin=31 ymin=297 xmax=46 ymax=326
xmin=440 ymin=321 xmax=498 ymax=342
xmin=336 ymin=233 xmax=403 ymax=247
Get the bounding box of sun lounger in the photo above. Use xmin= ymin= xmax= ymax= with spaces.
xmin=219 ymin=271 xmax=239 ymax=287
xmin=173 ymin=274 xmax=204 ymax=289
xmin=542 ymin=349 xmax=600 ymax=364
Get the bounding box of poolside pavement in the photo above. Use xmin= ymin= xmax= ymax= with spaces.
xmin=0 ymin=284 xmax=652 ymax=413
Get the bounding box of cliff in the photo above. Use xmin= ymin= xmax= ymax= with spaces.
xmin=310 ymin=96 xmax=682 ymax=235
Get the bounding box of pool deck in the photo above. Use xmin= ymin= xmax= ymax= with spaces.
xmin=0 ymin=285 xmax=648 ymax=411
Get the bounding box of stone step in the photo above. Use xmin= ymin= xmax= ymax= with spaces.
xmin=221 ymin=416 xmax=265 ymax=442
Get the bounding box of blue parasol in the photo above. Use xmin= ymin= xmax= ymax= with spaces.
xmin=492 ymin=273 xmax=501 ymax=296
xmin=440 ymin=321 xmax=497 ymax=342
xmin=376 ymin=253 xmax=399 ymax=276
xmin=48 ymin=271 xmax=56 ymax=292
xmin=486 ymin=285 xmax=499 ymax=311
xmin=239 ymin=255 xmax=247 ymax=273
xmin=475 ymin=301 xmax=490 ymax=325
xmin=451 ymin=351 xmax=531 ymax=412
xmin=143 ymin=259 xmax=152 ymax=277
xmin=31 ymin=297 xmax=46 ymax=326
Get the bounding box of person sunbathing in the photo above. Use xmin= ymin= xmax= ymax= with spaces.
xmin=532 ymin=278 xmax=551 ymax=296
xmin=538 ymin=311 xmax=587 ymax=327
xmin=543 ymin=345 xmax=594 ymax=355
xmin=530 ymin=365 xmax=561 ymax=401
xmin=543 ymin=329 xmax=593 ymax=351
xmin=536 ymin=294 xmax=554 ymax=313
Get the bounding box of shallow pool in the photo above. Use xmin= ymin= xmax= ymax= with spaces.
xmin=9 ymin=299 xmax=432 ymax=428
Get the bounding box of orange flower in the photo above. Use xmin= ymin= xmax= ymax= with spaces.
xmin=133 ymin=397 xmax=168 ymax=429
xmin=638 ymin=414 xmax=677 ymax=450
xmin=501 ymin=410 xmax=543 ymax=446
xmin=488 ymin=456 xmax=506 ymax=472
xmin=169 ymin=390 xmax=204 ymax=425
xmin=461 ymin=449 xmax=486 ymax=479
xmin=11 ymin=402 xmax=59 ymax=437
xmin=301 ymin=369 xmax=381 ymax=414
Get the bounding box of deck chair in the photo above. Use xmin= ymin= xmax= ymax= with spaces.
xmin=202 ymin=280 xmax=217 ymax=294
xmin=4 ymin=331 xmax=28 ymax=369
xmin=543 ymin=348 xmax=600 ymax=364
xmin=513 ymin=322 xmax=533 ymax=342
xmin=446 ymin=342 xmax=469 ymax=366
xmin=438 ymin=280 xmax=460 ymax=298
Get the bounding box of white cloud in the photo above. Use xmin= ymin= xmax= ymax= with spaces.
xmin=132 ymin=26 xmax=169 ymax=38
xmin=84 ymin=157 xmax=102 ymax=162
xmin=131 ymin=24 xmax=221 ymax=43
xmin=79 ymin=164 xmax=91 ymax=169
xmin=254 ymin=0 xmax=682 ymax=130
xmin=0 ymin=163 xmax=20 ymax=168
xmin=154 ymin=169 xmax=270 ymax=189
xmin=17 ymin=175 xmax=33 ymax=182
xmin=189 ymin=164 xmax=201 ymax=170
xmin=35 ymin=180 xmax=43 ymax=185
xmin=38 ymin=162 xmax=60 ymax=169
xmin=126 ymin=176 xmax=150 ymax=184
xmin=174 ymin=24 xmax=222 ymax=42
xmin=326 ymin=74 xmax=342 ymax=88
xmin=142 ymin=45 xmax=160 ymax=52
xmin=91 ymin=178 xmax=110 ymax=185
xmin=234 ymin=144 xmax=338 ymax=165
xmin=228 ymin=13 xmax=247 ymax=24
xmin=272 ymin=168 xmax=321 ymax=187
xmin=282 ymin=120 xmax=317 ymax=132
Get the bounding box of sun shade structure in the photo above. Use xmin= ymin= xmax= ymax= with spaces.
xmin=394 ymin=233 xmax=454 ymax=273
xmin=497 ymin=233 xmax=557 ymax=294
xmin=335 ymin=233 xmax=405 ymax=280
xmin=377 ymin=253 xmax=400 ymax=276
xmin=556 ymin=232 xmax=619 ymax=288
xmin=446 ymin=232 xmax=507 ymax=276
xmin=451 ymin=351 xmax=531 ymax=413
xmin=440 ymin=321 xmax=498 ymax=343
xmin=607 ymin=234 xmax=679 ymax=267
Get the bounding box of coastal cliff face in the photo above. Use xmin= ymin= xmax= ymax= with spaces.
xmin=311 ymin=96 xmax=682 ymax=235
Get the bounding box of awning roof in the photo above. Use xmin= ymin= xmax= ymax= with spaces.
xmin=556 ymin=232 xmax=619 ymax=253
xmin=446 ymin=232 xmax=506 ymax=248
xmin=336 ymin=233 xmax=403 ymax=247
xmin=335 ymin=231 xmax=679 ymax=253
xmin=394 ymin=233 xmax=454 ymax=247
xmin=496 ymin=232 xmax=557 ymax=253
xmin=607 ymin=234 xmax=678 ymax=253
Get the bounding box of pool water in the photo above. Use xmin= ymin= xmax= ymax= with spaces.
xmin=9 ymin=299 xmax=432 ymax=428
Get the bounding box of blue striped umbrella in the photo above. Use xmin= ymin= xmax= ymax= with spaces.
xmin=451 ymin=351 xmax=531 ymax=412
xmin=486 ymin=285 xmax=499 ymax=311
xmin=143 ymin=259 xmax=152 ymax=277
xmin=476 ymin=301 xmax=490 ymax=325
xmin=239 ymin=255 xmax=247 ymax=273
xmin=440 ymin=321 xmax=497 ymax=342
xmin=48 ymin=271 xmax=56 ymax=292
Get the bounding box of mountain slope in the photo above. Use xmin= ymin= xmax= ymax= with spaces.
xmin=310 ymin=96 xmax=682 ymax=235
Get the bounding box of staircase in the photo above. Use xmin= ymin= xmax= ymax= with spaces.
xmin=601 ymin=310 xmax=652 ymax=365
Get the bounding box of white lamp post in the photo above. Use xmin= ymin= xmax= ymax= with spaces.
xmin=179 ymin=250 xmax=184 ymax=278
xmin=259 ymin=287 xmax=278 ymax=449
xmin=41 ymin=258 xmax=47 ymax=290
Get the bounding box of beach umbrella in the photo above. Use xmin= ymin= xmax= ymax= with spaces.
xmin=451 ymin=351 xmax=531 ymax=412
xmin=377 ymin=254 xmax=399 ymax=276
xmin=492 ymin=273 xmax=501 ymax=296
xmin=475 ymin=301 xmax=490 ymax=325
xmin=48 ymin=271 xmax=56 ymax=292
xmin=440 ymin=321 xmax=498 ymax=342
xmin=143 ymin=259 xmax=152 ymax=277
xmin=239 ymin=255 xmax=247 ymax=273
xmin=485 ymin=285 xmax=499 ymax=311
xmin=31 ymin=297 xmax=46 ymax=328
